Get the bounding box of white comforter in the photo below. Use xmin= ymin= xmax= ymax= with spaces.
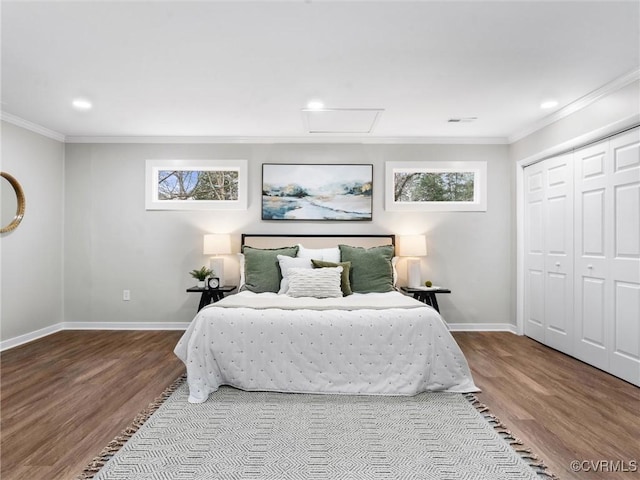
xmin=174 ymin=291 xmax=478 ymax=403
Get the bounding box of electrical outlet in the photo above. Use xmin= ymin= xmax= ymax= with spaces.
xmin=123 ymin=289 xmax=131 ymax=301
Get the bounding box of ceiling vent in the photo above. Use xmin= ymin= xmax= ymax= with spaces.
xmin=302 ymin=108 xmax=384 ymax=134
xmin=448 ymin=117 xmax=478 ymax=123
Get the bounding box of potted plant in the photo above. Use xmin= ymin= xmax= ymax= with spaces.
xmin=189 ymin=266 xmax=214 ymax=288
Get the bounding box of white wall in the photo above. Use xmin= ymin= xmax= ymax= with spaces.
xmin=0 ymin=121 xmax=65 ymax=342
xmin=64 ymin=142 xmax=512 ymax=327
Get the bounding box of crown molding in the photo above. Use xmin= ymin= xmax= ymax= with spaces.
xmin=64 ymin=135 xmax=508 ymax=145
xmin=1 ymin=111 xmax=66 ymax=142
xmin=515 ymin=115 xmax=640 ymax=167
xmin=509 ymin=68 xmax=640 ymax=144
xmin=0 ymin=113 xmax=507 ymax=145
xmin=5 ymin=92 xmax=635 ymax=147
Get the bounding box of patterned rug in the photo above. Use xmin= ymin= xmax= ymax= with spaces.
xmin=79 ymin=377 xmax=557 ymax=480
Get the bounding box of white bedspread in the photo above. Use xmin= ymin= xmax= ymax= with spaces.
xmin=175 ymin=291 xmax=478 ymax=403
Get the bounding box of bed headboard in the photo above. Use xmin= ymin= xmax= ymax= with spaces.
xmin=241 ymin=233 xmax=395 ymax=250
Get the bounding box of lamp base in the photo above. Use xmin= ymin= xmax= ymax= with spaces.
xmin=210 ymin=257 xmax=225 ymax=287
xmin=407 ymin=258 xmax=421 ymax=289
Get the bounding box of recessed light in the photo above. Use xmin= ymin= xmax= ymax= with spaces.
xmin=72 ymin=98 xmax=92 ymax=111
xmin=306 ymin=100 xmax=325 ymax=111
xmin=540 ymin=100 xmax=558 ymax=109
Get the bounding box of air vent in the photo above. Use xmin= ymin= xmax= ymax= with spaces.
xmin=448 ymin=117 xmax=477 ymax=123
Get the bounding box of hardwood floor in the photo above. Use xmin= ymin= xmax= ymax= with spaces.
xmin=0 ymin=331 xmax=185 ymax=480
xmin=455 ymin=332 xmax=640 ymax=480
xmin=1 ymin=330 xmax=638 ymax=479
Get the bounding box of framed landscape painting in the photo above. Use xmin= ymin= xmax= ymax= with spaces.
xmin=262 ymin=164 xmax=373 ymax=221
xmin=145 ymin=159 xmax=248 ymax=210
xmin=385 ymin=161 xmax=487 ymax=211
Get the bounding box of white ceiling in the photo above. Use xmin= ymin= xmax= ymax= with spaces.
xmin=2 ymin=1 xmax=639 ymax=141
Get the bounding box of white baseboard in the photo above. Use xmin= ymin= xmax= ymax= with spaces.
xmin=0 ymin=323 xmax=65 ymax=351
xmin=1 ymin=321 xmax=517 ymax=351
xmin=448 ymin=323 xmax=518 ymax=333
xmin=0 ymin=322 xmax=191 ymax=351
xmin=62 ymin=321 xmax=191 ymax=331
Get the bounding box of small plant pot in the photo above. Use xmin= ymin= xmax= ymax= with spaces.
xmin=197 ymin=281 xmax=205 ymax=288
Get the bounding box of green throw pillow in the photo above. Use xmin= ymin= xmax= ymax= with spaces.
xmin=242 ymin=245 xmax=299 ymax=293
xmin=338 ymin=244 xmax=394 ymax=293
xmin=311 ymin=259 xmax=353 ymax=296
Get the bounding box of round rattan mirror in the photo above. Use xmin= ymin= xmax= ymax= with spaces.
xmin=1 ymin=172 xmax=26 ymax=233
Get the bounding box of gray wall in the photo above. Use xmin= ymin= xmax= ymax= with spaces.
xmin=5 ymin=74 xmax=637 ymax=345
xmin=64 ymin=142 xmax=512 ymax=327
xmin=1 ymin=121 xmax=65 ymax=342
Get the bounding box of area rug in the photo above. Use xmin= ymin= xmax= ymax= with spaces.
xmin=79 ymin=377 xmax=557 ymax=480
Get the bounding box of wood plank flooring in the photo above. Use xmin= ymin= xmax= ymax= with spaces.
xmin=0 ymin=331 xmax=185 ymax=480
xmin=455 ymin=332 xmax=640 ymax=480
xmin=1 ymin=330 xmax=638 ymax=480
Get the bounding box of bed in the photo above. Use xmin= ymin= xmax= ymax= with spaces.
xmin=175 ymin=234 xmax=478 ymax=403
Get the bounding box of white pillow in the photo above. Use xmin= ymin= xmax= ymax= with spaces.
xmin=392 ymin=256 xmax=399 ymax=287
xmin=296 ymin=244 xmax=341 ymax=263
xmin=238 ymin=253 xmax=245 ymax=289
xmin=286 ymin=266 xmax=343 ymax=298
xmin=277 ymin=255 xmax=313 ymax=294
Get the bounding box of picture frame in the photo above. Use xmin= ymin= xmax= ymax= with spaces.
xmin=385 ymin=161 xmax=487 ymax=212
xmin=262 ymin=164 xmax=373 ymax=221
xmin=145 ymin=159 xmax=248 ymax=210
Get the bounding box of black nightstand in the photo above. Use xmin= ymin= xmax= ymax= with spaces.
xmin=187 ymin=285 xmax=237 ymax=311
xmin=400 ymin=286 xmax=451 ymax=313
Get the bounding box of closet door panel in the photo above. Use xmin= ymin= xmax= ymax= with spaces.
xmin=578 ymin=276 xmax=608 ymax=368
xmin=526 ymin=270 xmax=545 ymax=339
xmin=613 ymin=282 xmax=639 ymax=373
xmin=615 ymin=183 xmax=639 ymax=262
xmin=546 ymin=272 xmax=571 ymax=339
xmin=581 ymin=189 xmax=606 ymax=257
xmin=524 ymin=165 xmax=545 ymax=342
xmin=609 ymin=130 xmax=640 ymax=385
xmin=543 ymin=155 xmax=573 ymax=354
xmin=574 ymin=141 xmax=611 ymax=369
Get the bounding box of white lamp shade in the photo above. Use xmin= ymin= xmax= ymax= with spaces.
xmin=398 ymin=235 xmax=427 ymax=257
xmin=203 ymin=234 xmax=232 ymax=255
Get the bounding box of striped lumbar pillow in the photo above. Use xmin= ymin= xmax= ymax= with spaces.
xmin=286 ymin=266 xmax=343 ymax=298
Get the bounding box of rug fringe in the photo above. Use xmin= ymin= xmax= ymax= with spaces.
xmin=75 ymin=373 xmax=187 ymax=480
xmin=464 ymin=393 xmax=561 ymax=480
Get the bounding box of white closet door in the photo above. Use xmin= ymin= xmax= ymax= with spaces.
xmin=523 ymin=153 xmax=573 ymax=353
xmin=524 ymin=162 xmax=546 ymax=342
xmin=609 ymin=130 xmax=640 ymax=385
xmin=543 ymin=154 xmax=574 ymax=354
xmin=574 ymin=128 xmax=640 ymax=385
xmin=574 ymin=140 xmax=611 ymax=370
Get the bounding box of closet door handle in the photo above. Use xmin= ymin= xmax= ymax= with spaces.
xmin=555 ymin=262 xmax=561 ymax=267
xmin=587 ymin=264 xmax=593 ymax=269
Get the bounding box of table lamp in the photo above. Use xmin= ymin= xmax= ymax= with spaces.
xmin=203 ymin=234 xmax=232 ymax=286
xmin=399 ymin=235 xmax=427 ymax=288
